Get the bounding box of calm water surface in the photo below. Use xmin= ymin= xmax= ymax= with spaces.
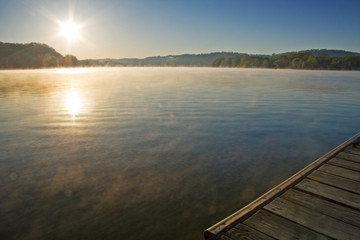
xmin=1 ymin=68 xmax=359 ymax=239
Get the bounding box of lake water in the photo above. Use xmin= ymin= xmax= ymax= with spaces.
xmin=0 ymin=67 xmax=359 ymax=240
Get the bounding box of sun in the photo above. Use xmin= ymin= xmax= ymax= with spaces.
xmin=59 ymin=19 xmax=81 ymax=42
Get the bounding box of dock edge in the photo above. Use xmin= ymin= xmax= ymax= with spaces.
xmin=204 ymin=132 xmax=360 ymax=240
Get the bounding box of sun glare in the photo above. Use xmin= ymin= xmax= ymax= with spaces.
xmin=59 ymin=19 xmax=81 ymax=42
xmin=66 ymin=88 xmax=82 ymax=116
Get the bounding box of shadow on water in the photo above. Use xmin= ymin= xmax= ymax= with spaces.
xmin=0 ymin=68 xmax=359 ymax=239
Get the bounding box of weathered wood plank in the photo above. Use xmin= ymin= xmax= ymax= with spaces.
xmin=344 ymin=145 xmax=360 ymax=155
xmin=294 ymin=178 xmax=360 ymax=210
xmin=307 ymin=170 xmax=360 ymax=194
xmin=204 ymin=133 xmax=360 ymax=238
xmin=223 ymin=223 xmax=274 ymax=240
xmin=344 ymin=146 xmax=360 ymax=156
xmin=336 ymin=152 xmax=360 ymax=163
xmin=328 ymin=157 xmax=360 ymax=172
xmin=264 ymin=197 xmax=360 ymax=240
xmin=243 ymin=209 xmax=330 ymax=240
xmin=317 ymin=163 xmax=360 ymax=182
xmin=205 ymin=133 xmax=360 ymax=240
xmin=281 ymin=188 xmax=360 ymax=227
xmin=218 ymin=234 xmax=233 ymax=240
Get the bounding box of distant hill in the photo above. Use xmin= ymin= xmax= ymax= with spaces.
xmin=0 ymin=42 xmax=100 ymax=69
xmin=0 ymin=41 xmax=359 ymax=70
xmin=97 ymin=49 xmax=360 ymax=69
xmin=211 ymin=49 xmax=360 ymax=70
xmin=302 ymin=49 xmax=359 ymax=58
xmin=99 ymin=52 xmax=247 ymax=66
xmin=0 ymin=42 xmax=65 ymax=68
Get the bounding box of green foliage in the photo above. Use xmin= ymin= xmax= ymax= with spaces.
xmin=339 ymin=56 xmax=360 ymax=70
xmin=64 ymin=55 xmax=78 ymax=67
xmin=211 ymin=58 xmax=223 ymax=67
xmin=114 ymin=52 xmax=247 ymax=66
xmin=262 ymin=59 xmax=270 ymax=68
xmin=0 ymin=42 xmax=66 ymax=69
xmin=1 ymin=42 xmax=359 ymax=70
xmin=211 ymin=50 xmax=360 ymax=70
xmin=291 ymin=58 xmax=302 ymax=69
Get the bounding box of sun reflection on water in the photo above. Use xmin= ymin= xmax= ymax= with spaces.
xmin=66 ymin=88 xmax=82 ymax=116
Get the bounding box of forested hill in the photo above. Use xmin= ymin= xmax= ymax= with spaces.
xmin=0 ymin=41 xmax=359 ymax=70
xmin=0 ymin=42 xmax=98 ymax=69
xmin=306 ymin=49 xmax=358 ymax=58
xmin=0 ymin=42 xmax=63 ymax=68
xmin=211 ymin=50 xmax=360 ymax=70
xmin=0 ymin=42 xmax=246 ymax=68
xmin=99 ymin=52 xmax=247 ymax=66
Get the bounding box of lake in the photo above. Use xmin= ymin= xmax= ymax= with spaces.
xmin=0 ymin=67 xmax=359 ymax=240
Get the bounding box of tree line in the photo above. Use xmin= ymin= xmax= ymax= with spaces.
xmin=0 ymin=42 xmax=107 ymax=69
xmin=1 ymin=42 xmax=360 ymax=70
xmin=211 ymin=51 xmax=360 ymax=70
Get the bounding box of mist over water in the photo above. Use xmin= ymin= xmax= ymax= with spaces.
xmin=1 ymin=68 xmax=359 ymax=240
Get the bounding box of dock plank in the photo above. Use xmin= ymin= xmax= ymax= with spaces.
xmin=264 ymin=197 xmax=360 ymax=240
xmin=328 ymin=157 xmax=360 ymax=171
xmin=218 ymin=235 xmax=233 ymax=240
xmin=337 ymin=152 xmax=360 ymax=163
xmin=343 ymin=148 xmax=360 ymax=156
xmin=344 ymin=146 xmax=360 ymax=155
xmin=281 ymin=188 xmax=360 ymax=227
xmin=205 ymin=133 xmax=360 ymax=240
xmin=224 ymin=223 xmax=274 ymax=240
xmin=307 ymin=170 xmax=360 ymax=194
xmin=294 ymin=178 xmax=360 ymax=209
xmin=317 ymin=163 xmax=360 ymax=182
xmin=243 ymin=209 xmax=330 ymax=240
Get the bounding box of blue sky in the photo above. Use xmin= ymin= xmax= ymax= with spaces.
xmin=0 ymin=0 xmax=359 ymax=59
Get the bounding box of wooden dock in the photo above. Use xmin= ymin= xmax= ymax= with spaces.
xmin=205 ymin=133 xmax=360 ymax=240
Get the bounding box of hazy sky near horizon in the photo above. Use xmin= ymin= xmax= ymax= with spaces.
xmin=0 ymin=0 xmax=359 ymax=59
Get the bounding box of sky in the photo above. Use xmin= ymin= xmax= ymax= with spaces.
xmin=0 ymin=0 xmax=359 ymax=59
